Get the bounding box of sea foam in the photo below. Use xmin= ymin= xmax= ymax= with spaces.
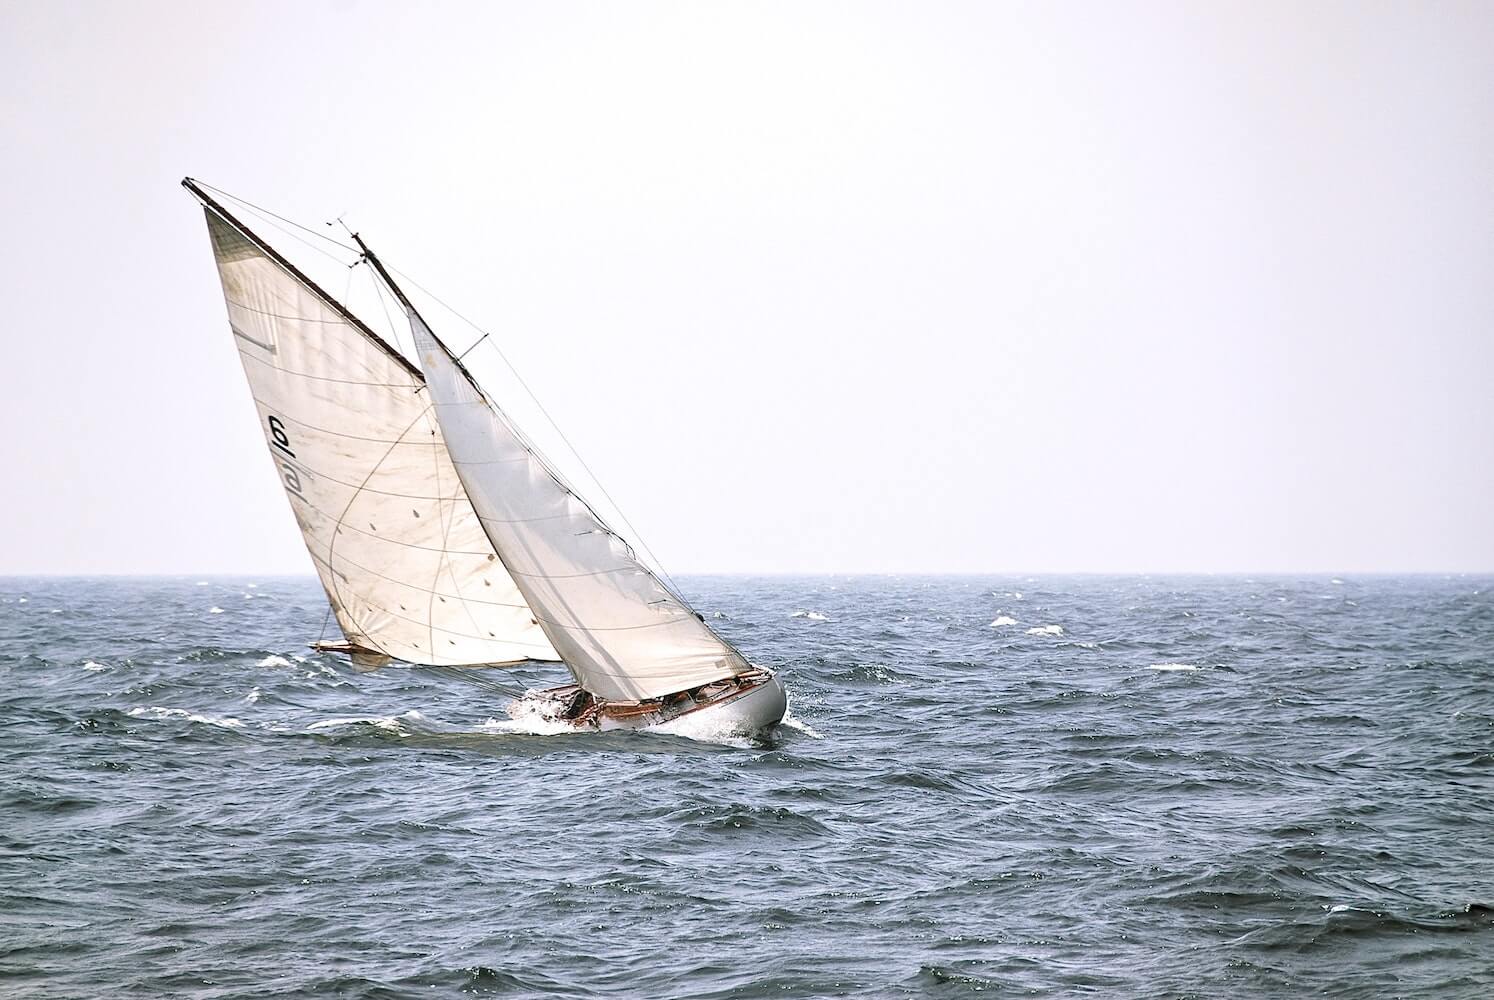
xmin=128 ymin=706 xmax=244 ymax=729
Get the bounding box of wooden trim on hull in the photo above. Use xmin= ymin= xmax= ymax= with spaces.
xmin=310 ymin=640 xmax=393 ymax=668
xmin=533 ymin=668 xmax=784 ymax=732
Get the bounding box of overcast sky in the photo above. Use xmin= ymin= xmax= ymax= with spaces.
xmin=2 ymin=1 xmax=1491 ymax=575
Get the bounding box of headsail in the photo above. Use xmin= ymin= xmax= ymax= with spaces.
xmin=189 ymin=184 xmax=558 ymax=666
xmin=406 ymin=310 xmax=751 ymax=702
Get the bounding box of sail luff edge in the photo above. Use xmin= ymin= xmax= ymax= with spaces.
xmin=181 ymin=178 xmax=421 ymax=379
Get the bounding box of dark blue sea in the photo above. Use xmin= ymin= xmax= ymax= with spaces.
xmin=2 ymin=575 xmax=1491 ymax=998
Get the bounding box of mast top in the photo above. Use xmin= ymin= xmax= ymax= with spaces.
xmin=349 ymin=231 xmax=423 ymax=324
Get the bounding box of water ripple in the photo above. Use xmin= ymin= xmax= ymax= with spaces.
xmin=1 ymin=574 xmax=1492 ymax=998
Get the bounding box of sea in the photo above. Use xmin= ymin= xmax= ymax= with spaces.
xmin=1 ymin=574 xmax=1490 ymax=998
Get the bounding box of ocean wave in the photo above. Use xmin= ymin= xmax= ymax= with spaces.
xmin=12 ymin=574 xmax=1494 ymax=998
xmin=479 ymin=694 xmax=578 ymax=736
xmin=831 ymin=662 xmax=907 ymax=685
xmin=1025 ymin=624 xmax=1063 ymax=636
xmin=651 ymin=706 xmax=760 ymax=748
xmin=778 ymin=708 xmax=822 ymax=739
xmin=672 ymin=802 xmax=831 ymax=836
xmin=305 ymin=710 xmax=426 ymax=736
xmin=126 ymin=706 xmax=244 ymax=729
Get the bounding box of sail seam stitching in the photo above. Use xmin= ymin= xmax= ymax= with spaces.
xmin=305 ymin=551 xmax=556 ymax=651
xmin=238 ymin=348 xmax=413 ymax=387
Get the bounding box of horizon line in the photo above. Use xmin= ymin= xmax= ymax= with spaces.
xmin=4 ymin=569 xmax=1494 ymax=579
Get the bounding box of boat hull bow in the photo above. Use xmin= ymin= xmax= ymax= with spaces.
xmin=650 ymin=672 xmax=788 ymax=738
xmin=519 ymin=670 xmax=788 ymax=736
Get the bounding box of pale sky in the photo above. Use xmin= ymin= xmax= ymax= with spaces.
xmin=2 ymin=0 xmax=1491 ymax=575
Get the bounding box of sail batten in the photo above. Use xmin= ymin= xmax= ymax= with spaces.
xmin=189 ymin=184 xmax=559 ymax=667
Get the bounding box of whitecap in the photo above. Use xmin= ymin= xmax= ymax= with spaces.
xmin=778 ymin=707 xmax=823 ymax=739
xmin=305 ymin=711 xmax=421 ymax=736
xmin=256 ymin=655 xmax=294 ymax=668
xmin=480 ymin=695 xmax=577 ymax=736
xmin=83 ymin=660 xmax=108 ymax=672
xmin=1148 ymin=662 xmax=1200 ymax=671
xmin=247 ymin=583 xmax=258 ymax=589
xmin=17 ymin=597 xmax=27 ymax=603
xmin=244 ymin=687 xmax=262 ymax=703
xmin=989 ymin=615 xmax=1018 ymax=627
xmin=128 ymin=706 xmax=244 ymax=729
xmin=209 ymin=606 xmax=224 ymax=614
xmin=650 ymin=707 xmax=758 ymax=748
xmin=195 ymin=581 xmax=209 ymax=586
xmin=1331 ymin=578 xmax=1344 ymax=585
xmin=1025 ymin=624 xmax=1063 ymax=636
xmin=790 ymin=610 xmax=829 ymax=621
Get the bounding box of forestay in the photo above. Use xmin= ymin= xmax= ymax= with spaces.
xmin=409 ymin=311 xmax=750 ymax=702
xmin=198 ymin=205 xmax=558 ymax=666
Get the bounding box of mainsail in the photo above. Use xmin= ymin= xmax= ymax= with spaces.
xmin=191 ymin=186 xmax=558 ymax=666
xmin=404 ymin=308 xmax=752 ymax=702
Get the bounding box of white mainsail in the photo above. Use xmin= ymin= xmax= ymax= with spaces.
xmin=407 ymin=309 xmax=751 ymax=702
xmin=197 ymin=199 xmax=558 ymax=667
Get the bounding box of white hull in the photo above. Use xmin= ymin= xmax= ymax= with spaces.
xmin=625 ymin=674 xmax=787 ymax=737
xmin=516 ymin=671 xmax=788 ymax=736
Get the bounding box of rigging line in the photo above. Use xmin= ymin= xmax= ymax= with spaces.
xmin=197 ymin=182 xmax=689 ymax=611
xmin=341 ymin=258 xmax=358 ymax=316
xmin=423 ymin=663 xmax=535 ymax=701
xmin=292 ymin=525 xmax=533 ymax=610
xmin=210 ymin=196 xmax=355 ymax=271
xmin=236 ymin=349 xmax=412 ymax=388
xmin=414 ymin=404 xmax=514 ymax=647
xmin=456 ymin=331 xmax=490 ymax=362
xmin=322 ymin=406 xmax=440 ymax=665
xmin=425 ymin=408 xmax=446 ymax=661
xmin=307 ymin=549 xmax=555 ymax=648
xmin=195 ymin=181 xmax=360 ymax=256
xmin=366 ymin=263 xmax=410 ymax=362
xmin=318 ymin=601 xmax=333 ymax=643
xmin=478 ymin=329 xmax=694 ymax=605
xmin=381 ymin=262 xmax=691 ymax=604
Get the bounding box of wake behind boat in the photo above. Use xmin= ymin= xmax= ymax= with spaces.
xmin=184 ymin=179 xmax=786 ymax=736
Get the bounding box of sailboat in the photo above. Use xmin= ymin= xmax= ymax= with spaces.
xmin=184 ymin=178 xmax=787 ymax=734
